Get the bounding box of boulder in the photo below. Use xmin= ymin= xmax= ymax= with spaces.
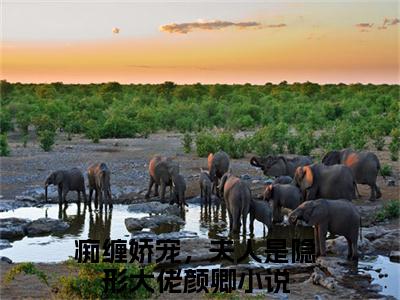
xmin=25 ymin=218 xmax=69 ymax=236
xmin=0 ymin=256 xmax=12 ymax=264
xmin=0 ymin=218 xmax=30 ymax=239
xmin=125 ymin=215 xmax=185 ymax=232
xmin=0 ymin=200 xmax=31 ymax=212
xmin=130 ymin=230 xmax=198 ymax=240
xmin=127 ymin=201 xmax=180 ymax=215
xmin=0 ymin=239 xmax=12 ymax=250
xmin=389 ymin=251 xmax=400 ymax=263
xmin=326 ymin=236 xmax=375 ymax=257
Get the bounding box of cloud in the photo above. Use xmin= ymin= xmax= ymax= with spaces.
xmin=265 ymin=23 xmax=287 ymax=28
xmin=159 ymin=20 xmax=262 ymax=34
xmin=355 ymin=23 xmax=374 ymax=28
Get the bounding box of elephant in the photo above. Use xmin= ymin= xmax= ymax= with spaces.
xmin=218 ymin=172 xmax=250 ymax=235
xmin=208 ymin=151 xmax=230 ymax=196
xmin=294 ymin=163 xmax=356 ymax=201
xmin=250 ymin=155 xmax=313 ymax=178
xmin=322 ymin=149 xmax=382 ymax=201
xmin=45 ymin=168 xmax=87 ymax=205
xmin=199 ymin=168 xmax=212 ymax=204
xmin=288 ymin=199 xmax=361 ymax=260
xmin=263 ymin=183 xmax=302 ymax=223
xmin=87 ymin=163 xmax=112 ymax=210
xmin=145 ymin=156 xmax=179 ymax=202
xmin=272 ymin=176 xmax=293 ymax=185
xmin=171 ymin=173 xmax=187 ymax=208
xmin=249 ymin=199 xmax=272 ymax=234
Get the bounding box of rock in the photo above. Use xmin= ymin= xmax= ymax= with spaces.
xmin=389 ymin=251 xmax=400 ymax=263
xmin=386 ymin=179 xmax=395 ymax=186
xmin=370 ymin=229 xmax=399 ymax=252
xmin=326 ymin=236 xmax=375 ymax=256
xmin=0 ymin=218 xmax=30 ymax=239
xmin=25 ymin=218 xmax=69 ymax=236
xmin=125 ymin=218 xmax=144 ymax=232
xmin=252 ymin=180 xmax=260 ymax=184
xmin=307 ymin=266 xmax=337 ymax=291
xmin=15 ymin=196 xmax=37 ymax=202
xmin=125 ymin=215 xmax=184 ymax=232
xmin=240 ymin=174 xmax=252 ymax=180
xmin=0 ymin=239 xmax=12 ymax=250
xmin=0 ymin=256 xmax=12 ymax=264
xmin=127 ymin=201 xmax=180 ymax=215
xmin=176 ymin=238 xmax=213 ymax=263
xmin=0 ymin=200 xmax=31 ymax=212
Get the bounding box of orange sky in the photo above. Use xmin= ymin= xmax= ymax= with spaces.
xmin=1 ymin=1 xmax=399 ymax=84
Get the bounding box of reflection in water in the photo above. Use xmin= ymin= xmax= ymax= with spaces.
xmin=88 ymin=208 xmax=112 ymax=246
xmin=57 ymin=203 xmax=87 ymax=236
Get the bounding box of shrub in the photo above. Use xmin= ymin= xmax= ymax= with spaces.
xmin=0 ymin=134 xmax=10 ymax=156
xmin=85 ymin=120 xmax=101 ymax=143
xmin=22 ymin=134 xmax=28 ymax=148
xmin=4 ymin=262 xmax=48 ymax=286
xmin=195 ymin=131 xmax=217 ymax=157
xmin=380 ymin=164 xmax=392 ymax=177
xmin=389 ymin=129 xmax=400 ymax=161
xmin=375 ymin=200 xmax=400 ymax=222
xmin=296 ymin=130 xmax=314 ymax=156
xmin=0 ymin=110 xmax=13 ymax=133
xmin=38 ymin=130 xmax=56 ymax=151
xmin=182 ymin=132 xmax=193 ymax=153
xmin=57 ymin=260 xmax=156 ymax=299
xmin=250 ymin=127 xmax=275 ymax=156
xmin=372 ymin=130 xmax=385 ymax=151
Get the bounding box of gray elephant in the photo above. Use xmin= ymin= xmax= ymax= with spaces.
xmin=250 ymin=155 xmax=312 ymax=177
xmin=263 ymin=183 xmax=302 ymax=223
xmin=145 ymin=156 xmax=180 ymax=202
xmin=249 ymin=199 xmax=272 ymax=234
xmin=199 ymin=168 xmax=212 ymax=204
xmin=208 ymin=151 xmax=230 ymax=195
xmin=322 ymin=149 xmax=382 ymax=201
xmin=294 ymin=164 xmax=356 ymax=201
xmin=171 ymin=173 xmax=187 ymax=208
xmin=45 ymin=168 xmax=87 ymax=205
xmin=87 ymin=163 xmax=112 ymax=210
xmin=218 ymin=173 xmax=250 ymax=235
xmin=289 ymin=199 xmax=361 ymax=260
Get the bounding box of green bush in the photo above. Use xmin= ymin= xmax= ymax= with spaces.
xmin=4 ymin=262 xmax=48 ymax=286
xmin=58 ymin=260 xmax=156 ymax=299
xmin=371 ymin=130 xmax=385 ymax=151
xmin=0 ymin=110 xmax=13 ymax=133
xmin=380 ymin=164 xmax=392 ymax=177
xmin=85 ymin=120 xmax=101 ymax=143
xmin=251 ymin=127 xmax=275 ymax=156
xmin=38 ymin=130 xmax=56 ymax=151
xmin=389 ymin=129 xmax=400 ymax=161
xmin=195 ymin=131 xmax=218 ymax=157
xmin=182 ymin=132 xmax=193 ymax=153
xmin=0 ymin=134 xmax=10 ymax=156
xmin=375 ymin=200 xmax=400 ymax=222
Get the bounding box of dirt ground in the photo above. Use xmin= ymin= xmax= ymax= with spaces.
xmin=0 ymin=132 xmax=399 ymax=299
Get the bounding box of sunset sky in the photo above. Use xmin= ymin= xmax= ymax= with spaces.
xmin=1 ymin=0 xmax=399 ymax=84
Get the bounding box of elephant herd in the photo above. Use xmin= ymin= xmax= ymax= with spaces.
xmin=44 ymin=148 xmax=384 ymax=260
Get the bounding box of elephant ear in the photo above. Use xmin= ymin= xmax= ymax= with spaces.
xmin=301 ymin=166 xmax=313 ymax=190
xmin=294 ymin=167 xmax=304 ymax=187
xmin=218 ymin=173 xmax=229 ymax=193
xmin=277 ymin=156 xmax=289 ymax=174
xmin=54 ymin=171 xmax=64 ymax=185
xmin=207 ymin=153 xmax=214 ymax=171
xmin=305 ymin=201 xmax=325 ymax=226
xmin=263 ymin=184 xmax=274 ymax=201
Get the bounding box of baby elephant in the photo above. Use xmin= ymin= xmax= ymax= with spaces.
xmin=45 ymin=168 xmax=87 ymax=205
xmin=218 ymin=173 xmax=250 ymax=235
xmin=249 ymin=199 xmax=272 ymax=234
xmin=171 ymin=174 xmax=187 ymax=208
xmin=87 ymin=163 xmax=112 ymax=210
xmin=289 ymin=199 xmax=361 ymax=260
xmin=264 ymin=184 xmax=302 ymax=223
xmin=199 ymin=169 xmax=212 ymax=204
xmin=273 ymin=176 xmax=293 ymax=185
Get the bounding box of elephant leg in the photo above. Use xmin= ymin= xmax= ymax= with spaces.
xmin=369 ymin=184 xmax=376 ymax=201
xmin=62 ymin=188 xmax=69 ymax=205
xmin=314 ymin=226 xmax=321 ymax=257
xmin=231 ymin=206 xmax=240 ymax=234
xmin=375 ymin=184 xmax=382 ymax=199
xmin=94 ymin=189 xmax=99 ymax=210
xmin=160 ymin=182 xmax=166 ymax=203
xmin=145 ymin=177 xmax=154 ymax=199
xmin=89 ymin=188 xmax=93 ymax=203
xmin=242 ymin=212 xmax=247 ymax=235
xmin=228 ymin=210 xmax=233 ymax=232
xmin=154 ymin=183 xmax=159 ymax=197
xmin=82 ymin=187 xmax=87 ymax=204
xmin=77 ymin=191 xmax=81 ymax=203
xmin=346 ymin=237 xmax=353 ymax=260
xmin=318 ymin=224 xmax=328 ymax=256
xmin=58 ymin=186 xmax=63 ymax=204
xmin=249 ymin=212 xmax=255 ymax=234
xmin=200 ymin=187 xmax=203 ymax=201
